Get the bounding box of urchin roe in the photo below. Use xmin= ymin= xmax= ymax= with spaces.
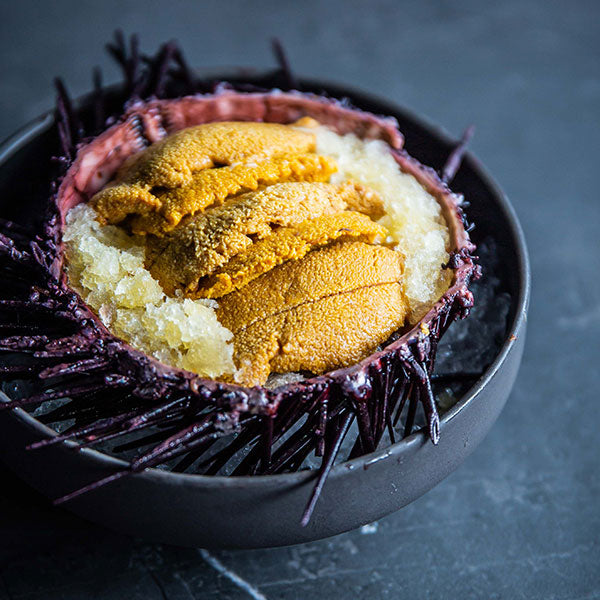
xmin=64 ymin=123 xmax=451 ymax=381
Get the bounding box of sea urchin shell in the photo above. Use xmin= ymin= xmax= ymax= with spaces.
xmin=0 ymin=36 xmax=479 ymax=525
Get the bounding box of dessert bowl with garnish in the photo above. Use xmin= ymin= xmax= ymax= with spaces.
xmin=0 ymin=35 xmax=529 ymax=548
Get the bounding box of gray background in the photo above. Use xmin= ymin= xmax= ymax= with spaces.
xmin=1 ymin=0 xmax=599 ymax=598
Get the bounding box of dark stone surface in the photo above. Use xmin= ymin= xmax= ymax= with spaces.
xmin=0 ymin=0 xmax=598 ymax=598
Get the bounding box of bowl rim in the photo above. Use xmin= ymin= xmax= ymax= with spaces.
xmin=0 ymin=82 xmax=530 ymax=491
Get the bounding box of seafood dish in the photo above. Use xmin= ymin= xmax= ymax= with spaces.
xmin=0 ymin=34 xmax=479 ymax=524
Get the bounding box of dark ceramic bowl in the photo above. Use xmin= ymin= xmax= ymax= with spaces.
xmin=0 ymin=79 xmax=530 ymax=549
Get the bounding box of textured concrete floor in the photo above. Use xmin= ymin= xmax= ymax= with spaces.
xmin=0 ymin=1 xmax=599 ymax=598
